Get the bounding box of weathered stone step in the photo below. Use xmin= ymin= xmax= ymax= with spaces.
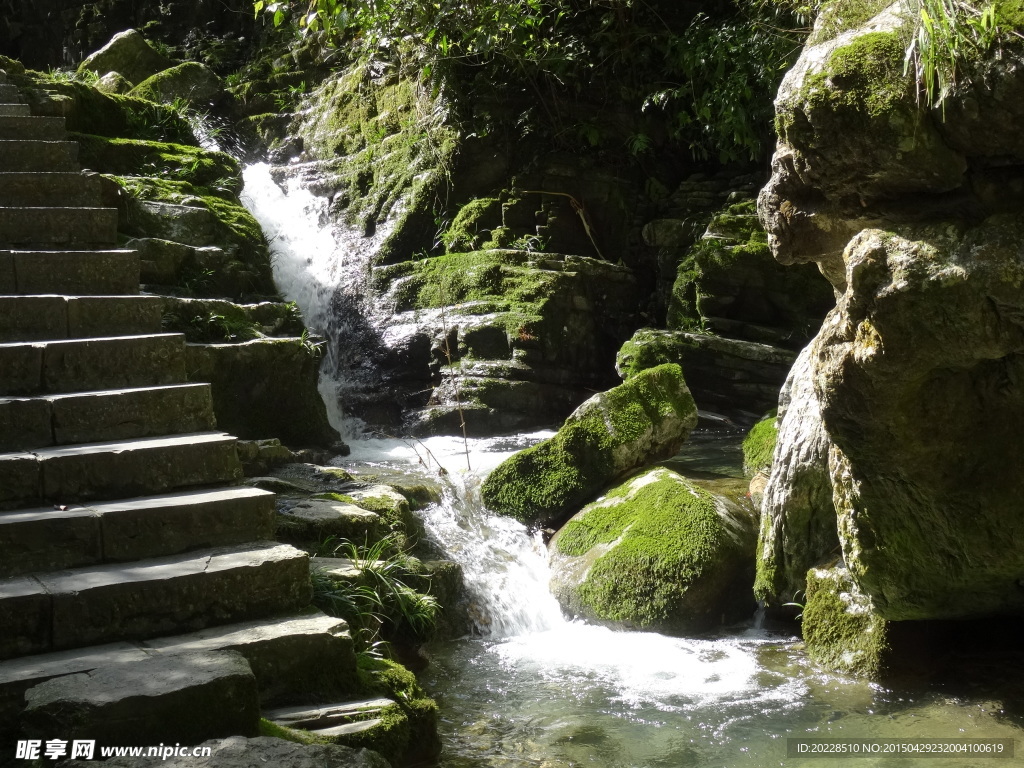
xmin=0 ymin=431 xmax=243 ymax=510
xmin=0 ymin=206 xmax=117 ymax=246
xmin=0 ymin=294 xmax=163 ymax=342
xmin=0 ymin=383 xmax=216 ymax=451
xmin=0 ymin=140 xmax=78 ymax=172
xmin=0 ymin=172 xmax=105 ymax=207
xmin=21 ymin=650 xmax=260 ymax=745
xmin=0 ymin=116 xmax=64 ymax=141
xmin=0 ymin=84 xmax=24 ymax=102
xmin=0 ymin=104 xmax=30 ymax=117
xmin=265 ymin=698 xmax=395 ymax=731
xmin=0 ymin=333 xmax=186 ymax=396
xmin=0 ymin=486 xmax=274 ymax=578
xmin=0 ymin=541 xmax=310 ymax=660
xmin=0 ymin=612 xmax=354 ymax=744
xmin=0 ymin=249 xmax=140 ymax=295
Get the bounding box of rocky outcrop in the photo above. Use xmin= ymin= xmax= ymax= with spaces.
xmin=131 ymin=61 xmax=225 ymax=106
xmin=548 ymin=467 xmax=757 ymax=633
xmin=481 ymin=363 xmax=698 ymax=526
xmin=757 ymin=2 xmax=1024 ymax=628
xmin=77 ymin=29 xmax=174 ymax=87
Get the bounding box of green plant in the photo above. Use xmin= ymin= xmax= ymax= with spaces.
xmin=312 ymin=533 xmax=439 ymax=650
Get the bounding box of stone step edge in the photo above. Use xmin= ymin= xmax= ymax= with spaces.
xmin=2 ymin=382 xmax=210 ymax=406
xmin=0 ymin=331 xmax=184 ymax=350
xmin=264 ymin=697 xmax=395 ymax=730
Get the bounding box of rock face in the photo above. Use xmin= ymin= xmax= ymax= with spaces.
xmin=481 ymin=364 xmax=698 ymax=526
xmin=549 ymin=467 xmax=757 ymax=633
xmin=757 ymin=2 xmax=1024 ymax=625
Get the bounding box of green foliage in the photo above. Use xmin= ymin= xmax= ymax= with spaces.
xmin=312 ymin=533 xmax=439 ymax=650
xmin=255 ymin=0 xmax=809 ymax=163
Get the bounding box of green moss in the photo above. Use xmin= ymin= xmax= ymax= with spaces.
xmin=742 ymin=415 xmax=778 ymax=476
xmin=258 ymin=718 xmax=329 ymax=745
xmin=73 ymin=134 xmax=240 ymax=187
xmin=615 ymin=329 xmax=684 ymax=380
xmin=481 ymin=363 xmax=696 ymax=526
xmin=312 ymin=491 xmax=420 ymax=546
xmin=553 ymin=467 xmax=752 ymax=632
xmin=802 ymin=566 xmax=890 ymax=678
xmin=996 ymin=0 xmax=1024 ymax=29
xmin=442 ymin=197 xmax=504 ymax=252
xmin=800 ymin=32 xmax=908 ymax=122
xmin=810 ymin=0 xmax=894 ymax=44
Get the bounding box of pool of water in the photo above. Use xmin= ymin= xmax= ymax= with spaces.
xmin=339 ymin=432 xmax=1024 ymax=768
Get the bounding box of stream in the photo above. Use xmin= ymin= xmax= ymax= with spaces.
xmin=239 ymin=163 xmax=1024 ymax=768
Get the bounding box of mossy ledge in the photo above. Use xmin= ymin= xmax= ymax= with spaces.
xmin=480 ymin=363 xmax=698 ymax=527
xmin=742 ymin=414 xmax=778 ymax=476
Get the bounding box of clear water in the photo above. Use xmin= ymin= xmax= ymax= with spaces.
xmin=340 ymin=434 xmax=1024 ymax=768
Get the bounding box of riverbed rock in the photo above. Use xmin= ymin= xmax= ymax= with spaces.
xmin=481 ymin=363 xmax=698 ymax=526
xmin=754 ymin=345 xmax=837 ymax=606
xmin=801 ymin=565 xmax=890 ymax=678
xmin=78 ymin=29 xmax=175 ymax=88
xmin=548 ymin=467 xmax=757 ymax=633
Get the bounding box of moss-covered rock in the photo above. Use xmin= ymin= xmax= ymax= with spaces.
xmin=130 ymin=61 xmax=224 ymax=106
xmin=667 ymin=198 xmax=833 ymax=348
xmin=549 ymin=467 xmax=757 ymax=633
xmin=742 ymin=414 xmax=778 ymax=476
xmin=480 ymin=363 xmax=698 ymax=526
xmin=802 ymin=565 xmax=890 ymax=678
xmin=77 ymin=29 xmax=175 ymax=87
xmin=615 ymin=327 xmax=796 ymax=418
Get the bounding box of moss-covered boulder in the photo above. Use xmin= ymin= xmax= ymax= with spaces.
xmin=615 ymin=327 xmax=795 ymax=417
xmin=77 ymin=29 xmax=175 ymax=87
xmin=802 ymin=565 xmax=890 ymax=678
xmin=131 ymin=62 xmax=225 ymax=106
xmin=549 ymin=467 xmax=757 ymax=633
xmin=481 ymin=364 xmax=698 ymax=526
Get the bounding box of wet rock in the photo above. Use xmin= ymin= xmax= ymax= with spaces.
xmin=78 ymin=29 xmax=175 ymax=88
xmin=94 ymin=72 xmax=132 ymax=95
xmin=549 ymin=467 xmax=757 ymax=633
xmin=278 ymin=499 xmax=384 ymax=547
xmin=481 ymin=363 xmax=698 ymax=527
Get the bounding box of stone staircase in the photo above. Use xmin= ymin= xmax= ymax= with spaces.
xmin=0 ymin=70 xmax=360 ymax=747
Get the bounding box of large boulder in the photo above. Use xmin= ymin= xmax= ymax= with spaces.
xmin=548 ymin=467 xmax=757 ymax=633
xmin=78 ymin=29 xmax=175 ymax=88
xmin=481 ymin=363 xmax=698 ymax=526
xmin=131 ymin=61 xmax=225 ymax=107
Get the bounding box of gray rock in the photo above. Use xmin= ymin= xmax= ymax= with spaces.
xmin=65 ymin=735 xmax=391 ymax=768
xmin=94 ymin=71 xmax=132 ymax=95
xmin=278 ymin=499 xmax=383 ymax=545
xmin=131 ymin=62 xmax=225 ymax=106
xmin=22 ymin=650 xmax=259 ymax=745
xmin=78 ymin=29 xmax=175 ymax=88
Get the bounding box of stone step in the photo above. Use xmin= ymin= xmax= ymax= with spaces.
xmin=0 ymin=431 xmax=243 ymax=510
xmin=21 ymin=650 xmax=261 ymax=745
xmin=0 ymin=104 xmax=30 ymax=117
xmin=0 ymin=612 xmax=354 ymax=741
xmin=0 ymin=84 xmax=23 ymax=102
xmin=0 ymin=333 xmax=186 ymax=396
xmin=0 ymin=116 xmax=64 ymax=141
xmin=0 ymin=172 xmax=105 ymax=207
xmin=0 ymin=541 xmax=311 ymax=660
xmin=0 ymin=140 xmax=78 ymax=172
xmin=0 ymin=383 xmax=217 ymax=451
xmin=0 ymin=206 xmax=118 ymax=246
xmin=0 ymin=486 xmax=273 ymax=578
xmin=0 ymin=294 xmax=163 ymax=342
xmin=0 ymin=249 xmax=140 ymax=295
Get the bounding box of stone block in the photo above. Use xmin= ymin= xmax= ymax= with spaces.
xmin=0 ymin=576 xmax=51 ymax=660
xmin=40 ymin=333 xmax=186 ymax=394
xmin=0 ymin=341 xmax=42 ymax=394
xmin=277 ymin=499 xmax=382 ymax=546
xmin=0 ymin=140 xmax=78 ymax=172
xmin=10 ymin=250 xmax=139 ymax=295
xmin=66 ymin=295 xmax=163 ymax=338
xmin=0 ymin=452 xmax=40 ymax=508
xmin=0 ymin=296 xmax=68 ymax=342
xmin=22 ymin=650 xmax=260 ymax=745
xmin=0 ymin=505 xmax=101 ymax=578
xmin=0 ymin=397 xmax=52 ymax=450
